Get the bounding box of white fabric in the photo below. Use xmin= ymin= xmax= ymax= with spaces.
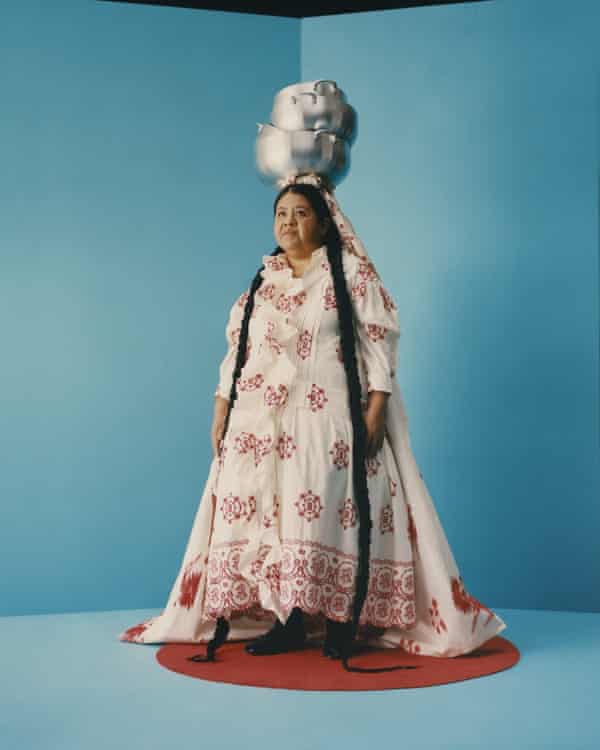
xmin=119 ymin=187 xmax=508 ymax=655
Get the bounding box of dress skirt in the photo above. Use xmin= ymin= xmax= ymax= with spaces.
xmin=119 ymin=244 xmax=507 ymax=657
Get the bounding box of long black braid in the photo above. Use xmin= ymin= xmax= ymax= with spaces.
xmin=191 ymin=183 xmax=414 ymax=672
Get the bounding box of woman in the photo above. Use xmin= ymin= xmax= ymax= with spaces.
xmin=119 ymin=176 xmax=507 ymax=670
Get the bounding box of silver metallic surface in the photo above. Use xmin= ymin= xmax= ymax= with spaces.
xmin=270 ymin=79 xmax=357 ymax=145
xmin=255 ymin=123 xmax=351 ymax=188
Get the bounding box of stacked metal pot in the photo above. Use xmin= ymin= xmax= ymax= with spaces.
xmin=255 ymin=79 xmax=358 ymax=190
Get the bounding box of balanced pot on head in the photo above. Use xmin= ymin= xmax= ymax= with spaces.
xmin=270 ymin=79 xmax=358 ymax=146
xmin=254 ymin=123 xmax=351 ymax=188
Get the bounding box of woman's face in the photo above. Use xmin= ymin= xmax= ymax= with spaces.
xmin=274 ymin=192 xmax=328 ymax=253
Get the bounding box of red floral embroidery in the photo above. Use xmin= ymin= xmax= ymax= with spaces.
xmin=276 ymin=432 xmax=297 ymax=460
xmin=237 ymin=290 xmax=249 ymax=308
xmin=262 ymin=493 xmax=280 ymax=528
xmin=329 ymin=439 xmax=350 ymax=469
xmin=264 ymin=320 xmax=284 ymax=355
xmin=220 ymin=493 xmax=256 ymax=524
xmin=338 ymin=497 xmax=357 ymax=529
xmin=294 ymin=490 xmax=323 ymax=521
xmin=233 ymin=431 xmax=273 ymax=466
xmin=323 ymin=283 xmax=337 ymax=310
xmin=264 ymin=384 xmax=288 ymax=407
xmin=428 ymin=597 xmax=448 ymax=635
xmin=379 ymin=504 xmax=395 ymax=534
xmin=306 ymin=383 xmax=328 ymax=412
xmin=365 ymin=456 xmax=382 ymax=477
xmin=351 ymin=279 xmax=367 ymax=299
xmin=205 ymin=538 xmax=416 ymax=629
xmin=217 ymin=442 xmax=228 ymax=470
xmin=238 ymin=373 xmax=264 ymax=392
xmin=205 ymin=542 xmax=259 ymax=618
xmin=178 ymin=567 xmax=202 ymax=609
xmin=451 ymin=576 xmax=496 ymax=632
xmin=257 ymin=282 xmax=276 ymax=300
xmin=366 ymin=323 xmax=386 ymax=342
xmin=357 ymin=259 xmax=379 ymax=282
xmin=264 ymin=255 xmax=288 ymax=272
xmin=121 ymin=621 xmax=151 ymax=641
xmin=296 ymin=329 xmax=313 ymax=360
xmin=276 ymin=290 xmax=307 ymax=313
xmin=379 ymin=284 xmax=397 ymax=311
xmin=321 ymin=258 xmax=331 ymax=273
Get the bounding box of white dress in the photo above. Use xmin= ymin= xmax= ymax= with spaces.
xmin=119 ymin=243 xmax=507 ymax=657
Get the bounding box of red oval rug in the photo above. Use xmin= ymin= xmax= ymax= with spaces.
xmin=156 ymin=636 xmax=519 ymax=690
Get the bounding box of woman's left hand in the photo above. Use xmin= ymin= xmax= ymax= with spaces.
xmin=363 ymin=405 xmax=387 ymax=459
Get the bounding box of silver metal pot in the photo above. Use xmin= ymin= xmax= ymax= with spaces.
xmin=254 ymin=123 xmax=351 ymax=188
xmin=270 ymin=79 xmax=358 ymax=146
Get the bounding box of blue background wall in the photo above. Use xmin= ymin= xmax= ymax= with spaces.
xmin=0 ymin=0 xmax=300 ymax=616
xmin=1 ymin=0 xmax=598 ymax=617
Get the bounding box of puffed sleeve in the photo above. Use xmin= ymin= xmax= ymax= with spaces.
xmin=214 ymin=289 xmax=250 ymax=400
xmin=349 ymin=260 xmax=400 ymax=394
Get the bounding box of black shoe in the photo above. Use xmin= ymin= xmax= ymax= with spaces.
xmin=244 ymin=608 xmax=306 ymax=656
xmin=322 ymin=618 xmax=355 ymax=659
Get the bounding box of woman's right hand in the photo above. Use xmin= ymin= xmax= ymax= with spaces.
xmin=211 ymin=397 xmax=229 ymax=458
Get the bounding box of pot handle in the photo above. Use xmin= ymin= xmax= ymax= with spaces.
xmin=313 ymin=129 xmax=335 ymax=141
xmin=291 ymin=92 xmax=317 ymax=105
xmin=314 ymin=80 xmax=338 ymax=94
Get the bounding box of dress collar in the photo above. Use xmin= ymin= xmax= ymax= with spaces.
xmin=261 ymin=244 xmax=327 ymax=280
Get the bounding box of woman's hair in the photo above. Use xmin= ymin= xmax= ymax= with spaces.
xmin=215 ymin=183 xmax=384 ymax=672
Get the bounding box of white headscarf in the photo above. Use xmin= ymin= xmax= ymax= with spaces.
xmin=276 ymin=172 xmax=373 ymax=266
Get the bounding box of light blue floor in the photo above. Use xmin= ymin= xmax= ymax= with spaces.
xmin=1 ymin=607 xmax=598 ymax=749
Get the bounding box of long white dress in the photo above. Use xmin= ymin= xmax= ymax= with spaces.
xmin=119 ymin=243 xmax=507 ymax=657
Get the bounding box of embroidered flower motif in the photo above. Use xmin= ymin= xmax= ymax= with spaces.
xmin=338 ymin=497 xmax=357 ymax=529
xmin=264 ymin=255 xmax=289 ymax=272
xmin=264 ymin=384 xmax=289 ymax=408
xmin=323 ymin=283 xmax=337 ymax=310
xmin=276 ymin=432 xmax=297 ymax=460
xmin=233 ymin=431 xmax=273 ymax=467
xmin=238 ymin=373 xmax=264 ymax=392
xmin=365 ymin=324 xmax=386 ymax=343
xmin=379 ymin=504 xmax=395 ymax=534
xmin=379 ymin=285 xmax=397 ymax=311
xmin=178 ymin=566 xmax=202 ymax=609
xmin=306 ymin=383 xmax=328 ymax=412
xmin=428 ymin=597 xmax=448 ymax=635
xmin=329 ymin=439 xmax=350 ymax=469
xmin=296 ymin=329 xmax=313 ymax=360
xmin=451 ymin=575 xmax=496 ymax=632
xmin=351 ymin=280 xmax=367 ymax=300
xmin=257 ymin=282 xmax=276 ymax=300
xmin=220 ymin=493 xmax=256 ymax=524
xmin=294 ymin=490 xmax=323 ymax=521
xmin=357 ymin=258 xmax=379 ymax=282
xmin=276 ymin=290 xmax=307 ymax=314
xmin=264 ymin=320 xmax=284 ymax=355
xmin=262 ymin=493 xmax=280 ymax=528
